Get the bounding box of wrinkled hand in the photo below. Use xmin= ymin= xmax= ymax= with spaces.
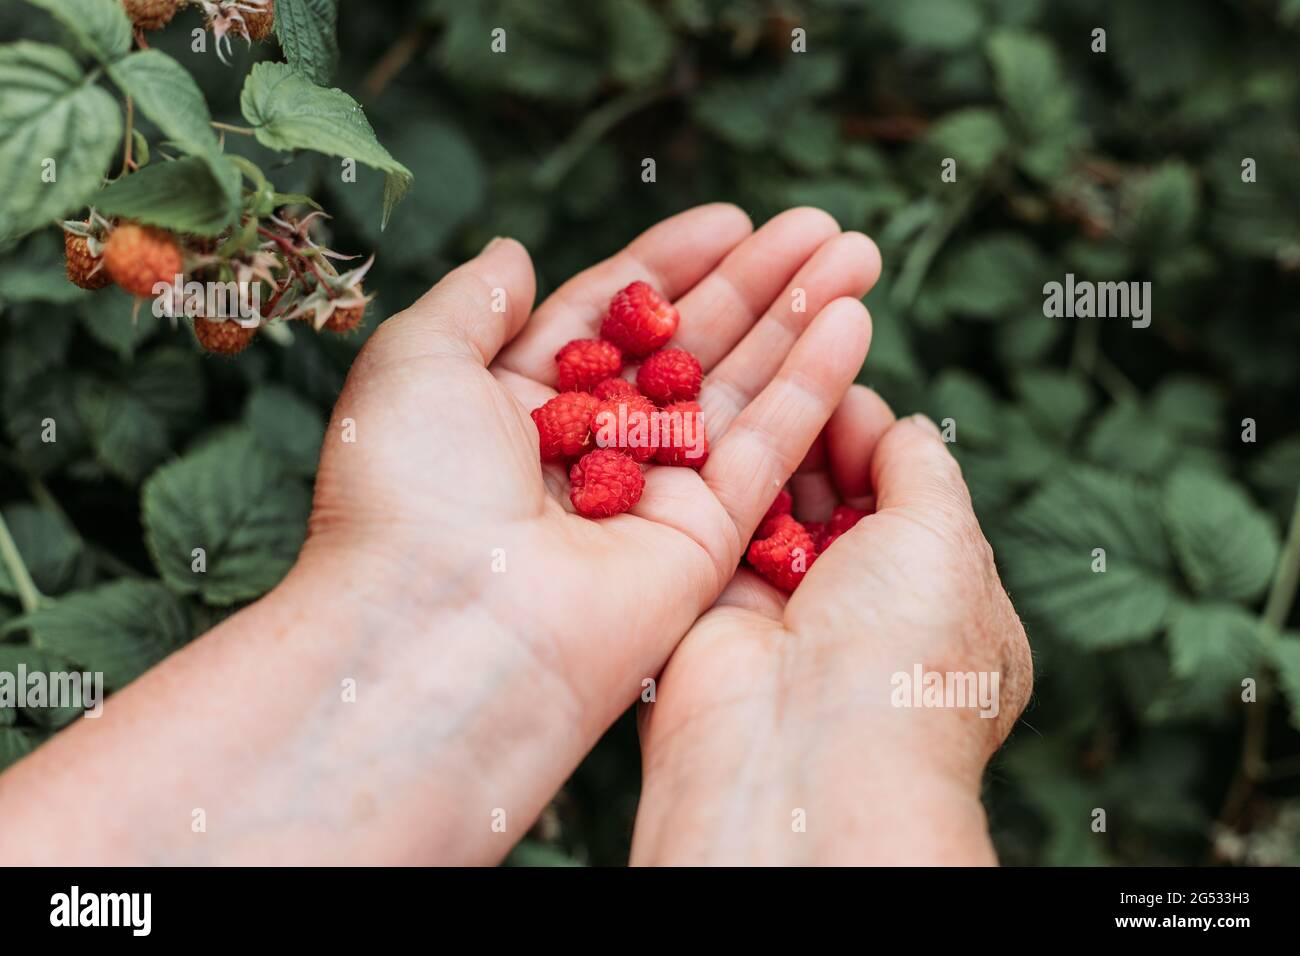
xmin=632 ymin=387 xmax=1033 ymax=865
xmin=302 ymin=204 xmax=882 ymax=857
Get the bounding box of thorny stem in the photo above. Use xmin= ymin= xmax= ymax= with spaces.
xmin=0 ymin=511 xmax=43 ymax=614
xmin=1215 ymin=485 xmax=1300 ymax=833
xmin=258 ymin=227 xmax=336 ymax=297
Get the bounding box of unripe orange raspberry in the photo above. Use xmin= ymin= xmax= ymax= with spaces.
xmin=239 ymin=0 xmax=275 ymax=41
xmin=102 ymin=223 xmax=183 ymax=299
xmin=123 ymin=0 xmax=179 ymax=30
xmin=194 ymin=317 xmax=256 ymax=356
xmin=64 ymin=231 xmax=111 ymax=290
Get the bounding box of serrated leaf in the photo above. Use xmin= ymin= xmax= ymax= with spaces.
xmin=936 ymin=232 xmax=1047 ymax=318
xmin=241 ymin=62 xmax=411 ymax=228
xmin=12 ymin=580 xmax=191 ymax=689
xmin=245 ymin=383 xmax=324 ymax=477
xmin=0 ymin=504 xmax=81 ymax=598
xmin=1085 ymin=401 xmax=1176 ymax=477
xmin=20 ymin=0 xmax=132 ymax=62
xmin=94 ymin=155 xmax=241 ymax=236
xmin=1163 ymin=467 xmax=1281 ymax=602
xmin=1013 ymin=368 xmax=1093 ymax=441
xmin=273 ymin=0 xmax=339 ymax=85
xmin=928 ymin=369 xmax=1001 ymax=447
xmin=0 ymin=42 xmax=122 ymax=240
xmin=106 ymin=51 xmax=224 ymax=171
xmin=1000 ymin=468 xmax=1175 ymax=648
xmin=142 ymin=429 xmax=310 ymax=604
xmin=1165 ymin=601 xmax=1262 ymax=681
xmin=73 ymin=376 xmax=171 ymax=482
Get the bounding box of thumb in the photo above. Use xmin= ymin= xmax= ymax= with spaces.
xmin=384 ymin=237 xmax=537 ymax=366
xmin=869 ymin=414 xmax=974 ymax=519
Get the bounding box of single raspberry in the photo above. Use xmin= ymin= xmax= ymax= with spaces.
xmin=601 ymin=280 xmax=679 ymax=358
xmin=235 ymin=0 xmax=274 ymax=40
xmin=64 ymin=230 xmax=110 ymax=290
xmin=102 ymin=223 xmax=183 ymax=298
xmin=816 ymin=504 xmax=870 ymax=551
xmin=592 ymin=377 xmax=640 ymax=401
xmin=747 ymin=514 xmax=817 ymax=592
xmin=556 ymin=338 xmax=622 ymax=392
xmin=531 ymin=392 xmax=599 ymax=462
xmin=592 ymin=393 xmax=658 ymax=463
xmin=637 ymin=347 xmax=703 ymax=405
xmin=194 ymin=317 xmax=256 ymax=356
xmin=325 ymin=300 xmax=365 ymax=333
xmin=123 ymin=0 xmax=179 ymax=30
xmin=760 ymin=488 xmax=793 ymax=526
xmin=653 ymin=401 xmax=708 ymax=469
xmin=569 ymin=449 xmax=644 ymax=519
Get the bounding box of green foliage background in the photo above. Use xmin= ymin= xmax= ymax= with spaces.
xmin=2 ymin=0 xmax=1299 ymax=865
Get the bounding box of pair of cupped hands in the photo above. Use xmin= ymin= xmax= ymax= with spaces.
xmin=0 ymin=205 xmax=1030 ymax=866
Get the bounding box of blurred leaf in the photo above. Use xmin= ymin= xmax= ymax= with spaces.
xmin=1274 ymin=636 xmax=1300 ymax=731
xmin=987 ymin=30 xmax=1081 ymax=180
xmin=887 ymin=0 xmax=984 ymax=50
xmin=245 ymin=384 xmax=325 ymax=477
xmin=936 ymin=232 xmax=1047 ymax=318
xmin=1163 ymin=467 xmax=1281 ymax=602
xmin=1085 ymin=401 xmax=1176 ymax=477
xmin=0 ymin=504 xmax=81 ymax=598
xmin=73 ymin=376 xmax=171 ymax=483
xmin=929 ymin=369 xmax=1000 ymax=447
xmin=603 ymin=0 xmax=672 ymax=86
xmin=142 ymin=429 xmax=310 ymax=605
xmin=1001 ymin=468 xmax=1174 ymax=648
xmin=923 ymin=107 xmax=1009 ymax=177
xmin=1121 ymin=162 xmax=1200 ymax=252
xmin=1012 ymin=368 xmax=1093 ymax=441
xmin=1165 ymin=600 xmax=1262 ymax=682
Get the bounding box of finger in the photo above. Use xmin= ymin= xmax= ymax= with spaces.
xmin=672 ymin=207 xmax=840 ymax=369
xmin=383 ymin=237 xmax=536 ymax=366
xmin=704 ymin=298 xmax=873 ymax=540
xmin=494 ymin=204 xmax=752 ymax=381
xmin=711 ymin=567 xmax=787 ymax=618
xmin=825 ymin=385 xmax=896 ymax=504
xmin=791 ymin=434 xmax=838 ymax=523
xmin=870 ymin=414 xmax=974 ymax=517
xmin=700 ymin=232 xmax=881 ymax=436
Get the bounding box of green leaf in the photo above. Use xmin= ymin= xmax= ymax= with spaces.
xmin=604 ymin=0 xmax=673 ymax=86
xmin=986 ymin=30 xmax=1080 ymax=180
xmin=20 ymin=0 xmax=132 ymax=62
xmin=1163 ymin=467 xmax=1281 ymax=602
xmin=73 ymin=377 xmax=171 ymax=482
xmin=504 ymin=840 xmax=585 ymax=867
xmin=12 ymin=580 xmax=191 ymax=689
xmin=142 ymin=429 xmax=311 ymax=605
xmin=1012 ymin=368 xmax=1093 ymax=441
xmin=94 ymin=155 xmax=242 ymax=236
xmin=928 ymin=369 xmax=1001 ymax=447
xmin=245 ymin=384 xmax=325 ymax=477
xmin=889 ymin=0 xmax=984 ymax=51
xmin=106 ymin=50 xmax=221 ymax=158
xmin=1 ymin=370 xmax=87 ymax=475
xmin=0 ymin=259 xmax=88 ymax=305
xmin=923 ymin=108 xmax=1008 ymax=177
xmin=936 ymin=232 xmax=1047 ymax=318
xmin=1149 ymin=375 xmax=1224 ymax=444
xmin=1000 ymin=468 xmax=1175 ymax=648
xmin=0 ymin=727 xmax=41 ymax=771
xmin=78 ymin=287 xmax=158 ymax=359
xmin=1085 ymin=401 xmax=1176 ymax=477
xmin=1274 ymin=636 xmax=1300 ymax=732
xmin=1112 ymin=0 xmax=1217 ymax=101
xmin=0 ymin=42 xmax=122 ymax=240
xmin=241 ymin=62 xmax=412 ymax=228
xmin=273 ymin=0 xmax=340 ymax=85
xmin=1122 ymin=161 xmax=1200 ymax=252
xmin=0 ymin=644 xmax=86 ymax=729
xmin=127 ymin=346 xmax=205 ymax=433
xmin=0 ymin=504 xmax=82 ymax=598
xmin=1165 ymin=601 xmax=1262 ymax=682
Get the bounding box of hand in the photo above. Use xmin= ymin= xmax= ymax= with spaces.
xmin=630 ymin=387 xmax=1033 ymax=865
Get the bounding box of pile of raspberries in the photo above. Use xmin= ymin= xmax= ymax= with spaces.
xmin=531 ymin=281 xmax=870 ymax=593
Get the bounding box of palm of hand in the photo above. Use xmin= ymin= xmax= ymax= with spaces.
xmin=306 ymin=205 xmax=881 ymax=737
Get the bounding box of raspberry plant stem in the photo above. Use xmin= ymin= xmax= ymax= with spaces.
xmin=0 ymin=511 xmax=43 ymax=614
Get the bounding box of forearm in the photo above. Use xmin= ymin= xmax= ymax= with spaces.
xmin=0 ymin=553 xmax=578 ymax=865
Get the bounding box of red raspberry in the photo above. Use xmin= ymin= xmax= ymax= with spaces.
xmin=815 ymin=504 xmax=870 ymax=551
xmin=194 ymin=318 xmax=256 ymax=356
xmin=654 ymin=401 xmax=708 ymax=469
xmin=637 ymin=347 xmax=703 ymax=405
xmin=747 ymin=514 xmax=817 ymax=592
xmin=531 ymin=391 xmax=599 ymax=462
xmin=761 ymin=488 xmax=793 ymax=527
xmin=592 ymin=377 xmax=640 ymax=400
xmin=64 ymin=230 xmax=110 ymax=290
xmin=601 ymin=280 xmax=679 ymax=357
xmin=569 ymin=449 xmax=645 ymax=518
xmin=592 ymin=393 xmax=658 ymax=463
xmin=556 ymin=338 xmax=622 ymax=392
xmin=102 ymin=223 xmax=183 ymax=298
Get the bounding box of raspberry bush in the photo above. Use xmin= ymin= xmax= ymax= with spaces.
xmin=1 ymin=0 xmax=1299 ymax=867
